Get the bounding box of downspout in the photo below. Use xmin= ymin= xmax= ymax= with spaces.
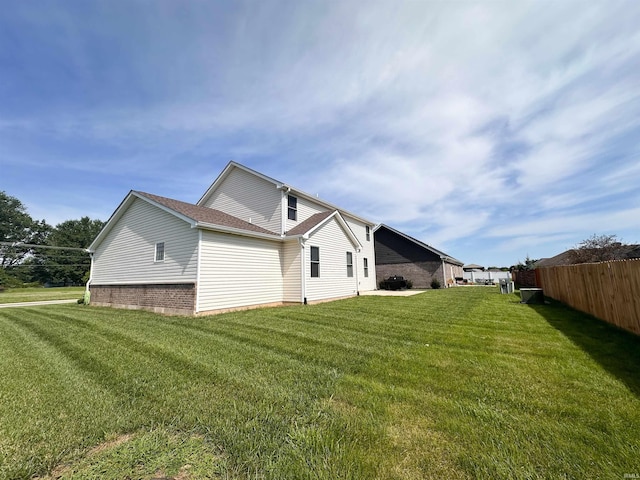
xmin=299 ymin=237 xmax=307 ymax=304
xmin=441 ymin=259 xmax=446 ymax=288
xmin=85 ymin=251 xmax=93 ymax=304
xmin=355 ymin=249 xmax=360 ymax=296
xmin=195 ymin=230 xmax=202 ymax=314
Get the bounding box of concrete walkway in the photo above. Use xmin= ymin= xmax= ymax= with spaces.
xmin=360 ymin=289 xmax=427 ymax=297
xmin=0 ymin=299 xmax=78 ymax=308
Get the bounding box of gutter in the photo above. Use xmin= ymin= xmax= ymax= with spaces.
xmin=194 ymin=222 xmax=282 ymax=241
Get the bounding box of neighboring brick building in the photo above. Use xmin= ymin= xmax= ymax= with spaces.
xmin=374 ymin=224 xmax=464 ymax=289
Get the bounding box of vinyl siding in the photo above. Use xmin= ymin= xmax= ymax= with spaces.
xmin=305 ymin=218 xmax=358 ymax=301
xmin=282 ymin=239 xmax=302 ymax=302
xmin=197 ymin=231 xmax=283 ymax=312
xmin=345 ymin=217 xmax=377 ymax=291
xmin=285 ymin=195 xmax=328 ymax=232
xmin=92 ymin=198 xmax=198 ymax=284
xmin=201 ymin=168 xmax=282 ymax=234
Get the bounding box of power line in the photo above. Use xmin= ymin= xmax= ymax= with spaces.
xmin=0 ymin=242 xmax=89 ymax=252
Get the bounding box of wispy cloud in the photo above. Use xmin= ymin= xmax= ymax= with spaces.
xmin=1 ymin=0 xmax=639 ymax=265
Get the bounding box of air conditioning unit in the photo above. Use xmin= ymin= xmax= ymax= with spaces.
xmin=520 ymin=288 xmax=544 ymax=304
xmin=499 ymin=279 xmax=514 ymax=294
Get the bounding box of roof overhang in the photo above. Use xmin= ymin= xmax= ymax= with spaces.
xmin=89 ymin=191 xmax=198 ymax=252
xmin=295 ymin=211 xmax=362 ymax=250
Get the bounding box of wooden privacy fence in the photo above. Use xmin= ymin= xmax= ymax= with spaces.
xmin=537 ymin=259 xmax=640 ymax=335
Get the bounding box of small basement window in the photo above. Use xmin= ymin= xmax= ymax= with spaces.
xmin=346 ymin=252 xmax=354 ymax=277
xmin=288 ymin=195 xmax=297 ymax=221
xmin=155 ymin=242 xmax=165 ymax=262
xmin=310 ymin=246 xmax=320 ymax=277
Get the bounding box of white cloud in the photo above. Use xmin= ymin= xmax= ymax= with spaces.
xmin=3 ymin=0 xmax=640 ymax=266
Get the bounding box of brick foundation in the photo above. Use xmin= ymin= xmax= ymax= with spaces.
xmin=89 ymin=283 xmax=196 ymax=316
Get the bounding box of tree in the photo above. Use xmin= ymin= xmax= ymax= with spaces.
xmin=510 ymin=255 xmax=539 ymax=271
xmin=0 ymin=191 xmax=51 ymax=271
xmin=41 ymin=217 xmax=104 ymax=285
xmin=569 ymin=234 xmax=626 ymax=264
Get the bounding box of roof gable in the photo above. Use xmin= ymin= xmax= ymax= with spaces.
xmin=197 ymin=161 xmax=375 ymax=226
xmin=374 ymin=224 xmax=464 ymax=266
xmin=89 ymin=190 xmax=279 ymax=252
xmin=197 ymin=161 xmax=283 ymax=207
xmin=287 ymin=210 xmax=362 ymax=249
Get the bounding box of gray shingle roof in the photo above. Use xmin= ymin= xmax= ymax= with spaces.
xmin=285 ymin=211 xmax=333 ymax=236
xmin=135 ymin=191 xmax=278 ymax=236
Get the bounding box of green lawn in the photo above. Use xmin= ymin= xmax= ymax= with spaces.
xmin=0 ymin=288 xmax=638 ymax=479
xmin=0 ymin=286 xmax=85 ymax=304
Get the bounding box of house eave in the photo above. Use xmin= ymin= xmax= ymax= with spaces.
xmin=195 ymin=222 xmax=282 ymax=241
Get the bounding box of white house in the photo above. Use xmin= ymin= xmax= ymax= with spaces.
xmin=88 ymin=162 xmax=377 ymax=315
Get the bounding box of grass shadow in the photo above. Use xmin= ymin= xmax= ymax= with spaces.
xmin=525 ymin=296 xmax=640 ymax=398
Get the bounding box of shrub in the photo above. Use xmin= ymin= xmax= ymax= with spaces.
xmin=430 ymin=278 xmax=441 ymax=289
xmin=405 ymin=279 xmax=413 ymax=289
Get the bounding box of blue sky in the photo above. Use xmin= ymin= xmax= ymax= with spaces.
xmin=2 ymin=1 xmax=639 ymax=267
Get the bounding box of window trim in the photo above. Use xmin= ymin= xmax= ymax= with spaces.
xmin=310 ymin=246 xmax=320 ymax=278
xmin=154 ymin=242 xmax=165 ymax=262
xmin=346 ymin=251 xmax=354 ymax=277
xmin=363 ymin=257 xmax=369 ymax=277
xmin=288 ymin=195 xmax=298 ymax=221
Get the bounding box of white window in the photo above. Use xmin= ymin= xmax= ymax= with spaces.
xmin=366 ymin=225 xmax=371 ymax=241
xmin=288 ymin=195 xmax=297 ymax=221
xmin=310 ymin=246 xmax=320 ymax=277
xmin=364 ymin=258 xmax=369 ymax=277
xmin=155 ymin=242 xmax=165 ymax=262
xmin=346 ymin=252 xmax=354 ymax=277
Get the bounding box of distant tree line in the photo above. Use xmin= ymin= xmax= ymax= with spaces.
xmin=0 ymin=191 xmax=104 ymax=288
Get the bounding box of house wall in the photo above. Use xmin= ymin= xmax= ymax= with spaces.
xmin=285 ymin=195 xmax=328 ymax=232
xmin=282 ymin=239 xmax=302 ymax=303
xmin=304 ymin=217 xmax=359 ymax=301
xmin=344 ymin=217 xmax=377 ymax=292
xmin=91 ymin=198 xmax=199 ymax=285
xmin=201 ymin=167 xmax=282 ymax=234
xmin=376 ymin=261 xmax=444 ymax=289
xmin=374 ymin=226 xmax=466 ymax=288
xmin=90 ymin=284 xmax=196 ymax=316
xmin=197 ymin=230 xmax=284 ymax=312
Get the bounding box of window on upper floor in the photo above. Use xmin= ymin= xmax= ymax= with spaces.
xmin=288 ymin=195 xmax=297 ymax=221
xmin=310 ymin=246 xmax=320 ymax=277
xmin=346 ymin=252 xmax=354 ymax=277
xmin=366 ymin=225 xmax=371 ymax=241
xmin=155 ymin=242 xmax=165 ymax=262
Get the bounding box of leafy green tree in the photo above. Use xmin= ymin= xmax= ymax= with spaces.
xmin=510 ymin=255 xmax=539 ymax=271
xmin=0 ymin=191 xmax=51 ymax=285
xmin=42 ymin=217 xmax=104 ymax=285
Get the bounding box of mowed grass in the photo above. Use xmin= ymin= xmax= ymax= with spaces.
xmin=0 ymin=288 xmax=639 ymax=479
xmin=0 ymin=286 xmax=85 ymax=304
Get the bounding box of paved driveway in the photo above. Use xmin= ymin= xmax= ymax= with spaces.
xmin=360 ymin=289 xmax=427 ymax=297
xmin=0 ymin=299 xmax=78 ymax=308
